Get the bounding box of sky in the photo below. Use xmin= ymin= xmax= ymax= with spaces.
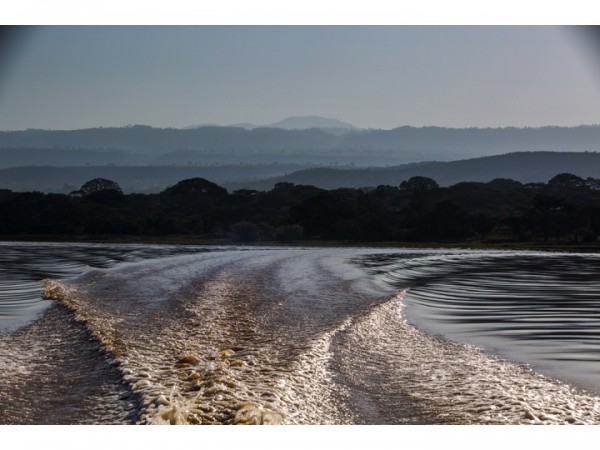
xmin=1 ymin=25 xmax=600 ymax=131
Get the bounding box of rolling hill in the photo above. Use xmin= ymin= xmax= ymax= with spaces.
xmin=2 ymin=125 xmax=599 ymax=167
xmin=226 ymin=151 xmax=600 ymax=191
xmin=3 ymin=152 xmax=600 ymax=193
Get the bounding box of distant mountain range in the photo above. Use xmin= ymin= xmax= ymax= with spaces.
xmin=262 ymin=116 xmax=358 ymax=130
xmin=2 ymin=121 xmax=600 ymax=193
xmin=2 ymin=124 xmax=600 ymax=169
xmin=3 ymin=151 xmax=600 ymax=194
xmin=193 ymin=115 xmax=358 ymax=131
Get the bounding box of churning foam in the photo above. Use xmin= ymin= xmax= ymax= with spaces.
xmin=334 ymin=291 xmax=600 ymax=424
xmin=39 ymin=249 xmax=600 ymax=425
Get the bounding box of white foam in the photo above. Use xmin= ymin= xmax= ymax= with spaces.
xmin=337 ymin=291 xmax=600 ymax=424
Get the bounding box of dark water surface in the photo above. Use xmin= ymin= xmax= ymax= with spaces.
xmin=0 ymin=242 xmax=227 ymax=332
xmin=2 ymin=243 xmax=600 ymax=424
xmin=355 ymin=251 xmax=600 ymax=395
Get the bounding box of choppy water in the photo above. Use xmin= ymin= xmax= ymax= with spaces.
xmin=0 ymin=242 xmax=221 ymax=332
xmin=2 ymin=243 xmax=600 ymax=424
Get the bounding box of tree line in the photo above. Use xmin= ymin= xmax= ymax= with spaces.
xmin=1 ymin=173 xmax=600 ymax=245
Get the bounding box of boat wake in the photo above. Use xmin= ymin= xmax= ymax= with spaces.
xmin=3 ymin=248 xmax=600 ymax=424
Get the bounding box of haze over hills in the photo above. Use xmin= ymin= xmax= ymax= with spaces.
xmin=2 ymin=120 xmax=600 ymax=194
xmin=226 ymin=151 xmax=600 ymax=191
xmin=190 ymin=115 xmax=358 ymax=131
xmin=0 ymin=164 xmax=306 ymax=194
xmin=3 ymin=152 xmax=600 ymax=194
xmin=1 ymin=124 xmax=600 ymax=169
xmin=264 ymin=116 xmax=358 ymax=130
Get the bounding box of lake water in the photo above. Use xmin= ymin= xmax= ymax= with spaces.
xmin=2 ymin=242 xmax=600 ymax=424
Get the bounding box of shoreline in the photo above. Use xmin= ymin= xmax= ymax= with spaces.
xmin=2 ymin=234 xmax=600 ymax=253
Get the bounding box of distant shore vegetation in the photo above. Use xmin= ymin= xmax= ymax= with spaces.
xmin=2 ymin=173 xmax=600 ymax=247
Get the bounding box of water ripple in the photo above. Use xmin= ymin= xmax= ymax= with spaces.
xmin=352 ymin=250 xmax=600 ymax=394
xmin=0 ymin=241 xmax=217 ymax=332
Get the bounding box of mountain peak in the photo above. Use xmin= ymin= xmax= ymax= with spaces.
xmin=266 ymin=116 xmax=358 ymax=130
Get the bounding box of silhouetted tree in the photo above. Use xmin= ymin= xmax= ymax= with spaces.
xmin=77 ymin=178 xmax=123 ymax=196
xmin=161 ymin=177 xmax=227 ymax=197
xmin=399 ymin=176 xmax=439 ymax=194
xmin=549 ymin=173 xmax=587 ymax=189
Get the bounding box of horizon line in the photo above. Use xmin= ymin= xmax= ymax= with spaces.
xmin=2 ymin=123 xmax=600 ymax=133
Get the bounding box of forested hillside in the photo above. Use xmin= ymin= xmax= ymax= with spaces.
xmin=229 ymin=152 xmax=600 ymax=190
xmin=4 ymin=152 xmax=600 ymax=194
xmin=2 ymin=173 xmax=600 ymax=246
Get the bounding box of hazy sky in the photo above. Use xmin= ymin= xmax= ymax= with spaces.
xmin=1 ymin=26 xmax=600 ymax=130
